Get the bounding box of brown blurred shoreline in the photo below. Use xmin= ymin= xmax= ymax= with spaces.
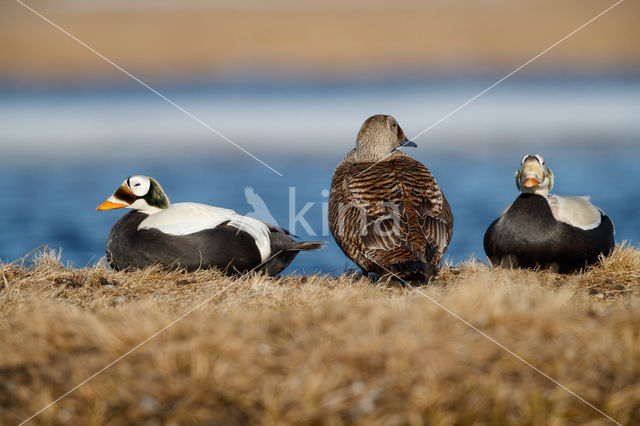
xmin=1 ymin=0 xmax=639 ymax=85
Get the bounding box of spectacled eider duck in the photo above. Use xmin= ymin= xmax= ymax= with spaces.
xmin=483 ymin=154 xmax=615 ymax=273
xmin=328 ymin=114 xmax=453 ymax=282
xmin=96 ymin=175 xmax=325 ymax=275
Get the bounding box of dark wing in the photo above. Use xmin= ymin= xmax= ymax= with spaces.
xmin=359 ymin=200 xmax=407 ymax=250
xmin=418 ymin=194 xmax=453 ymax=263
xmin=390 ymin=157 xmax=453 ymax=264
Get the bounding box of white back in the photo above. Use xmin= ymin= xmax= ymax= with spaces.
xmin=138 ymin=202 xmax=272 ymax=261
xmin=546 ymin=195 xmax=602 ymax=230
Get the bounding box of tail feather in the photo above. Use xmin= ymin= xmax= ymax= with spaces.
xmin=290 ymin=241 xmax=327 ymax=252
xmin=388 ymin=261 xmax=435 ymax=283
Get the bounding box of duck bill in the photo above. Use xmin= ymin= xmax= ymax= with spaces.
xmin=522 ymin=177 xmax=541 ymax=188
xmin=401 ymin=139 xmax=417 ymax=148
xmin=97 ymin=184 xmax=135 ymax=211
xmin=96 ymin=200 xmax=127 ymax=211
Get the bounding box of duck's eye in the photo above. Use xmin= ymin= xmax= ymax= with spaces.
xmin=535 ymin=154 xmax=545 ymax=165
xmin=521 ymin=155 xmax=528 ymax=165
xmin=392 ymin=123 xmax=397 ymax=128
xmin=128 ymin=176 xmax=151 ymax=196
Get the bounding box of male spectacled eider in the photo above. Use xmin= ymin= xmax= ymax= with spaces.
xmin=483 ymin=154 xmax=615 ymax=273
xmin=96 ymin=175 xmax=325 ymax=275
xmin=328 ymin=114 xmax=453 ymax=282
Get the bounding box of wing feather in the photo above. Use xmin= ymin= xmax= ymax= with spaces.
xmin=139 ymin=202 xmax=272 ymax=261
xmin=332 ymin=155 xmax=453 ymax=269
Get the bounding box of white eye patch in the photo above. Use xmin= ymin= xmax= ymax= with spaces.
xmin=535 ymin=154 xmax=546 ymax=165
xmin=128 ymin=175 xmax=151 ymax=197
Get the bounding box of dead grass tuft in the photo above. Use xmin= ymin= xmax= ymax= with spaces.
xmin=1 ymin=247 xmax=640 ymax=424
xmin=580 ymin=243 xmax=640 ymax=297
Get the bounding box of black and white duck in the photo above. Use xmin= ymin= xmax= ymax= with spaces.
xmin=484 ymin=154 xmax=615 ymax=273
xmin=97 ymin=175 xmax=325 ymax=275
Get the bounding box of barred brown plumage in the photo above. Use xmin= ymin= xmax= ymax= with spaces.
xmin=328 ymin=114 xmax=453 ymax=283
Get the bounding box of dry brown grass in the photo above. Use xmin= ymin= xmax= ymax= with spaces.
xmin=2 ymin=246 xmax=640 ymax=425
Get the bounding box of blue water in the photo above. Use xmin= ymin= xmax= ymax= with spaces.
xmin=1 ymin=78 xmax=639 ymax=274
xmin=1 ymin=148 xmax=638 ymax=275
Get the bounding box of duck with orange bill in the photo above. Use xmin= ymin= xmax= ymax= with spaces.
xmin=97 ymin=176 xmax=325 ymax=274
xmin=483 ymin=154 xmax=615 ymax=273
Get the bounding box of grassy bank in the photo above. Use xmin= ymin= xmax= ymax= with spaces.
xmin=1 ymin=246 xmax=640 ymax=424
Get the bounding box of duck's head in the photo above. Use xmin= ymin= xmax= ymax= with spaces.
xmin=515 ymin=154 xmax=554 ymax=196
xmin=355 ymin=114 xmax=416 ymax=162
xmin=96 ymin=175 xmax=170 ymax=214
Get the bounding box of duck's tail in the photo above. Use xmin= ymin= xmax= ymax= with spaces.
xmin=387 ymin=261 xmax=436 ymax=284
xmin=290 ymin=241 xmax=327 ymax=252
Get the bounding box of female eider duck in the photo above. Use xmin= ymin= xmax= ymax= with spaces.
xmin=483 ymin=154 xmax=615 ymax=273
xmin=96 ymin=175 xmax=325 ymax=275
xmin=328 ymin=114 xmax=453 ymax=282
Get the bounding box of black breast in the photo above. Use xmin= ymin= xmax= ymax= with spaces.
xmin=105 ymin=211 xmax=262 ymax=273
xmin=483 ymin=193 xmax=614 ymax=273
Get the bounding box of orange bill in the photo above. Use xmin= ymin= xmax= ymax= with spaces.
xmin=96 ymin=200 xmax=127 ymax=211
xmin=522 ymin=177 xmax=540 ymax=188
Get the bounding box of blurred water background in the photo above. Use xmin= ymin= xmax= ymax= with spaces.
xmin=1 ymin=0 xmax=638 ymax=275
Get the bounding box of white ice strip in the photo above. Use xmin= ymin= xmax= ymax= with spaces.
xmin=1 ymin=82 xmax=639 ymax=158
